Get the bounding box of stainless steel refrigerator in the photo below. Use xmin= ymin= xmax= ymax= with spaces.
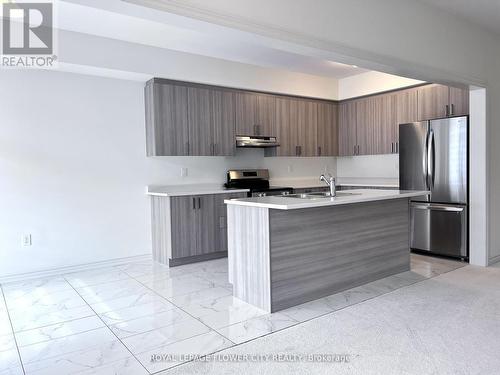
xmin=399 ymin=116 xmax=468 ymax=260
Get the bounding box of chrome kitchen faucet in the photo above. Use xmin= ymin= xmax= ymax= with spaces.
xmin=320 ymin=174 xmax=337 ymax=197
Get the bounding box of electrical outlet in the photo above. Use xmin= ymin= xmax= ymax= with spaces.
xmin=22 ymin=234 xmax=32 ymax=247
xmin=287 ymin=165 xmax=293 ymax=173
xmin=180 ymin=167 xmax=188 ymax=177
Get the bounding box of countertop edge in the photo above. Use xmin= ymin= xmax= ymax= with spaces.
xmin=224 ymin=190 xmax=430 ymax=210
xmin=146 ymin=187 xmax=249 ymax=197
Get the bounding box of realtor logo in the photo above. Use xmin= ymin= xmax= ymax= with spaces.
xmin=1 ymin=1 xmax=57 ymax=68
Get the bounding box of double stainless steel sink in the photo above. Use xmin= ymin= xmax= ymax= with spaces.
xmin=286 ymin=191 xmax=361 ymax=200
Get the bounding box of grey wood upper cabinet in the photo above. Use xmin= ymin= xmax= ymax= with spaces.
xmin=449 ymin=86 xmax=469 ymax=117
xmin=211 ymin=90 xmax=236 ymax=156
xmin=317 ymin=102 xmax=338 ymax=156
xmin=297 ymin=100 xmax=318 ymax=156
xmin=235 ymin=92 xmax=275 ymax=136
xmin=338 ymin=84 xmax=466 ymax=156
xmin=267 ymin=97 xmax=323 ymax=157
xmin=270 ymin=96 xmax=298 ymax=157
xmin=338 ymin=100 xmax=357 ymax=156
xmin=355 ymin=97 xmax=378 ymax=156
xmin=187 ymin=86 xmax=212 ymax=156
xmin=145 ymin=82 xmax=189 ymax=156
xmin=146 ymin=79 xmax=468 ymax=159
xmin=417 ymin=84 xmax=450 ymax=121
xmin=146 ymin=80 xmax=236 ymax=156
xmin=187 ymin=86 xmax=236 ymax=156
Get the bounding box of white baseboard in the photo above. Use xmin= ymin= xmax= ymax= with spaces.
xmin=488 ymin=254 xmax=500 ymax=267
xmin=0 ymin=254 xmax=151 ymax=284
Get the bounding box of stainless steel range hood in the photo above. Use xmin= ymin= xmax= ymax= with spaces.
xmin=236 ymin=135 xmax=279 ymax=148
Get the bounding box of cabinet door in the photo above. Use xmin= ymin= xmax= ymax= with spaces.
xmin=449 ymin=86 xmax=469 ymax=117
xmin=235 ymin=92 xmax=257 ymax=136
xmin=274 ymin=97 xmax=298 ymax=156
xmin=417 ymin=84 xmax=449 ymax=120
xmin=356 ymin=97 xmax=378 ymax=155
xmin=197 ymin=195 xmax=218 ymax=255
xmin=255 ymin=93 xmax=276 ymax=136
xmin=376 ymin=94 xmax=395 ymax=155
xmin=187 ymin=87 xmax=212 ymax=156
xmin=394 ymin=88 xmax=418 ymax=153
xmin=215 ymin=193 xmax=247 ymax=252
xmin=297 ymin=100 xmax=318 ymax=156
xmin=338 ymin=101 xmax=357 ymax=156
xmin=145 ymin=82 xmax=189 ymax=156
xmin=170 ymin=196 xmax=198 ymax=258
xmin=317 ymin=102 xmax=338 ymax=156
xmin=211 ymin=90 xmax=235 ymax=156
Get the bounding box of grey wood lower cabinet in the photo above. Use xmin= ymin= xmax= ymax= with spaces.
xmin=227 ymin=198 xmax=410 ymax=312
xmin=151 ymin=192 xmax=246 ymax=266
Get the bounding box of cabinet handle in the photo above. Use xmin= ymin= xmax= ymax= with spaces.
xmin=295 ymin=145 xmax=299 ymax=156
xmin=353 ymin=145 xmax=356 ymax=155
xmin=192 ymin=197 xmax=196 ymax=210
xmin=298 ymin=145 xmax=302 ymax=156
xmin=391 ymin=142 xmax=394 ymax=153
xmin=318 ymin=146 xmax=322 ymax=156
xmin=197 ymin=197 xmax=201 ymax=209
xmin=451 ymin=103 xmax=455 ymax=116
xmin=214 ymin=143 xmax=218 ymax=155
xmin=210 ymin=143 xmax=214 ymax=156
xmin=396 ymin=142 xmax=399 ymax=153
xmin=185 ymin=142 xmax=190 ymax=155
xmin=445 ymin=104 xmax=449 ymax=117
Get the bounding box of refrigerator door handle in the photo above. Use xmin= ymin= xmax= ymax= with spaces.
xmin=424 ymin=131 xmax=430 ymax=190
xmin=427 ymin=130 xmax=435 ymax=190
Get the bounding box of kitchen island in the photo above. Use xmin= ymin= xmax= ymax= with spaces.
xmin=225 ymin=189 xmax=429 ymax=312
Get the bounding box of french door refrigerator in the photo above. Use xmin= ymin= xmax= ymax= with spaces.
xmin=399 ymin=116 xmax=468 ymax=260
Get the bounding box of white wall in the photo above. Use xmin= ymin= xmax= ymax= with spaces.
xmin=58 ymin=30 xmax=340 ymax=101
xmin=336 ymin=155 xmax=399 ymax=186
xmin=338 ymin=71 xmax=424 ymax=100
xmin=0 ymin=69 xmax=336 ymax=277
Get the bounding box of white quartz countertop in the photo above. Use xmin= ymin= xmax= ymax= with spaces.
xmin=146 ymin=185 xmax=249 ymax=197
xmin=224 ymin=189 xmax=429 ymax=210
xmin=270 ymin=179 xmax=399 ymax=189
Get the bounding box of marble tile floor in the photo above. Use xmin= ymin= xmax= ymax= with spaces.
xmin=0 ymin=254 xmax=466 ymax=374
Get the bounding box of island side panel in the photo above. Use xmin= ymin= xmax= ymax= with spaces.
xmin=269 ymin=198 xmax=410 ymax=312
xmin=227 ymin=205 xmax=272 ymax=312
xmin=151 ymin=196 xmax=172 ymax=264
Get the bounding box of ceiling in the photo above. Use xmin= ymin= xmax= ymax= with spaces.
xmin=417 ymin=0 xmax=500 ymax=36
xmin=57 ymin=0 xmax=368 ymax=79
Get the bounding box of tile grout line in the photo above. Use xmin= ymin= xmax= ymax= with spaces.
xmin=1 ymin=285 xmax=27 ymax=375
xmin=122 ymin=269 xmax=238 ymax=347
xmin=62 ymin=275 xmax=152 ymax=375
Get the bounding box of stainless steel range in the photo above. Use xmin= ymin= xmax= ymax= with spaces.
xmin=225 ymin=169 xmax=293 ymax=197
